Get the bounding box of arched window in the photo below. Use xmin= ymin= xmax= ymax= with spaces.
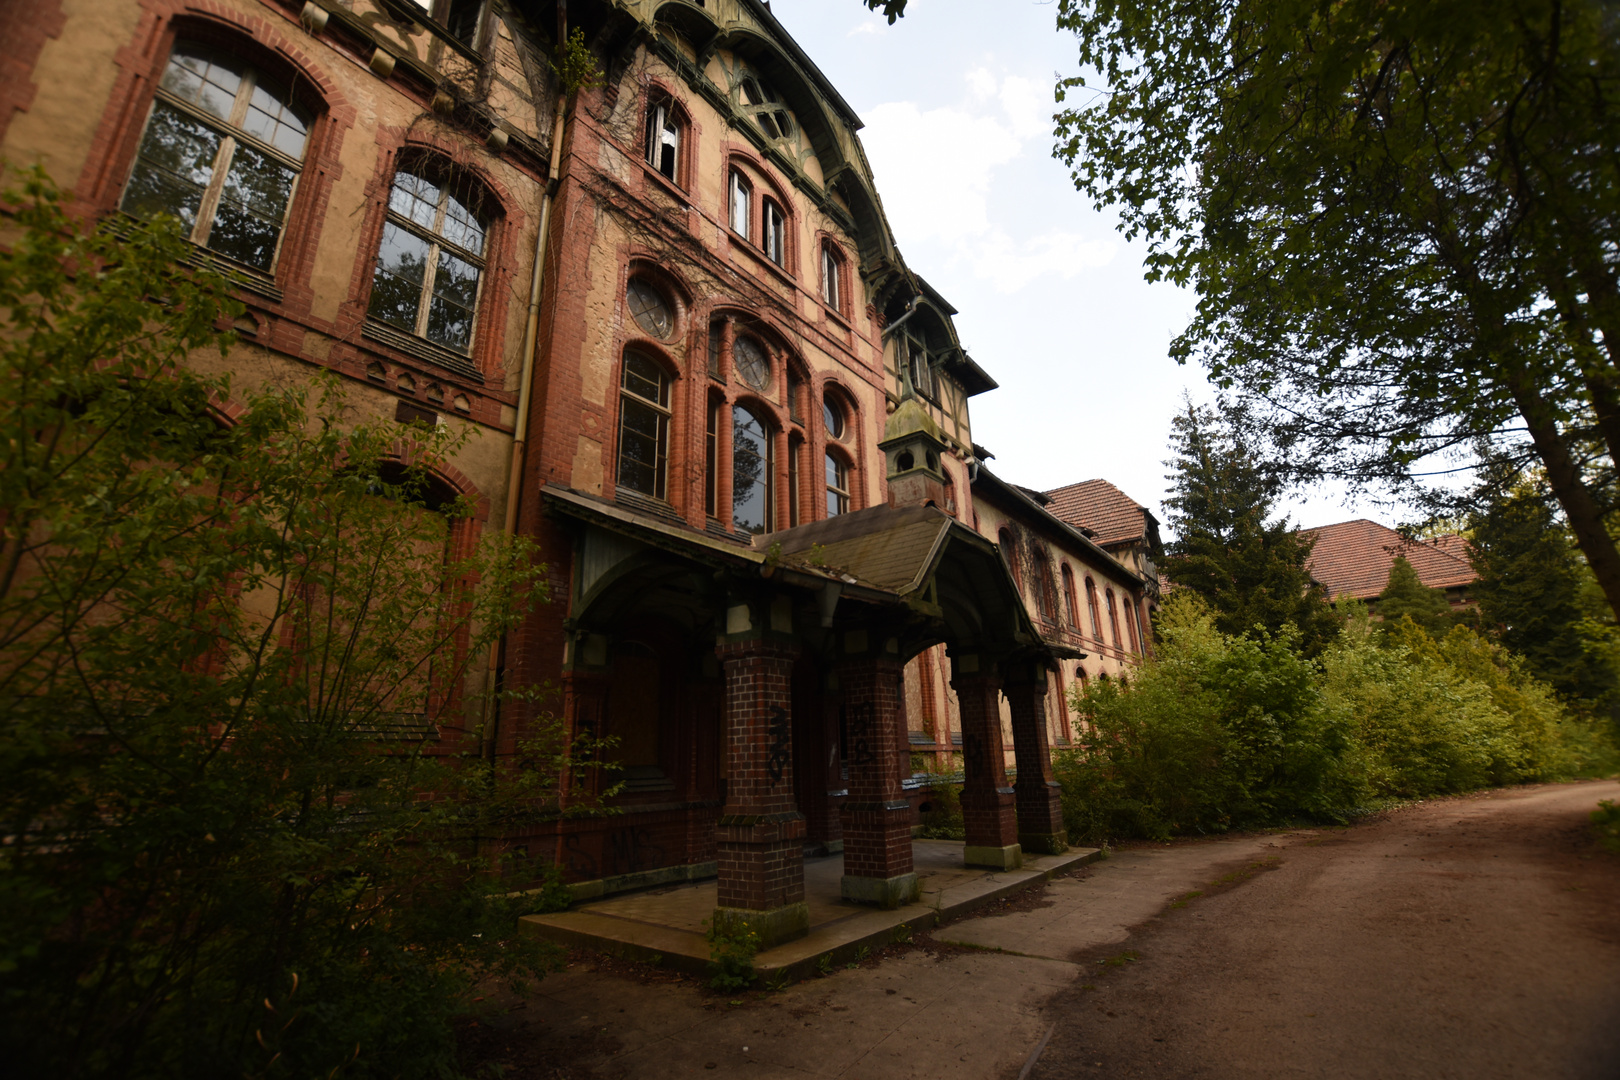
xmin=732 ymin=405 xmax=773 ymax=535
xmin=368 ymin=161 xmax=490 ymax=353
xmin=1085 ymin=577 xmax=1102 ymax=642
xmin=1105 ymin=588 xmax=1122 ymax=648
xmin=999 ymin=528 xmax=1021 ymax=590
xmin=821 ymin=241 xmax=844 ymax=312
xmin=626 ymin=276 xmax=675 ymax=341
xmin=616 ymin=349 xmax=671 ymax=500
xmin=729 ymin=170 xmax=752 ymax=239
xmin=825 ymin=451 xmax=850 ymax=517
xmin=121 ymin=43 xmax=311 ymax=273
xmin=787 ymin=435 xmax=803 ymax=527
xmin=738 ymin=74 xmax=795 ymax=141
xmin=1124 ymin=595 xmax=1142 ymax=653
xmin=1032 ymin=552 xmax=1055 ymax=621
xmin=1062 ymin=564 xmax=1080 ymax=628
xmin=762 ymin=198 xmax=787 ymax=266
xmin=644 ymin=97 xmax=683 ymax=182
xmin=704 ymin=397 xmax=720 ymax=517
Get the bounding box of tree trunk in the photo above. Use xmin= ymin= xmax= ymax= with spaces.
xmin=1506 ymin=368 xmax=1620 ymax=622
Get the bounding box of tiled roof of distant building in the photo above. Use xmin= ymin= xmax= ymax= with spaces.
xmin=1044 ymin=479 xmax=1150 ymax=547
xmin=1302 ymin=519 xmax=1476 ymax=600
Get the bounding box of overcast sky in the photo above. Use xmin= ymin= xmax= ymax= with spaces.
xmin=766 ymin=0 xmax=1391 ymax=534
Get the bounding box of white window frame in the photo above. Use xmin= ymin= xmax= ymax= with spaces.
xmin=821 ymin=243 xmax=841 ymax=310
xmin=762 ymin=198 xmax=786 ymax=266
xmin=729 ymin=170 xmax=752 ymax=239
xmin=645 ymin=100 xmax=680 ymax=181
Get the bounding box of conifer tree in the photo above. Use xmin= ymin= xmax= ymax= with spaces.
xmin=1375 ymin=557 xmax=1456 ymax=639
xmin=1469 ymin=486 xmax=1618 ymax=707
xmin=1161 ymin=401 xmax=1340 ymax=654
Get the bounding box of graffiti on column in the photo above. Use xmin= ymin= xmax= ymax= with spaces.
xmin=766 ymin=705 xmax=791 ymax=784
xmin=846 ymin=700 xmax=876 ymax=767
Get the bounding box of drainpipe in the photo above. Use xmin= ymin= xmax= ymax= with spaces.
xmin=880 ymin=293 xmax=923 ymax=339
xmin=484 ymin=1 xmax=570 ymax=761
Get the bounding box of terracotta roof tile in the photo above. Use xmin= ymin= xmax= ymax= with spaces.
xmin=1043 ymin=479 xmax=1148 ymax=547
xmin=1301 ymin=519 xmax=1476 ymax=600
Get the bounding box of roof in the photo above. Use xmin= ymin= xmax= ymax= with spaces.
xmin=755 ymin=502 xmax=957 ymax=595
xmin=1301 ymin=519 xmax=1476 ymax=601
xmin=974 ymin=467 xmax=1144 ymax=589
xmin=1043 ymin=479 xmax=1151 ymax=548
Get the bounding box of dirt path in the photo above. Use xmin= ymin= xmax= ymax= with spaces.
xmin=1031 ymin=781 xmax=1620 ymax=1080
xmin=461 ymin=780 xmax=1620 ymax=1079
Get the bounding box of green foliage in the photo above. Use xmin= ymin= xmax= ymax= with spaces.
xmin=1375 ymin=557 xmax=1457 ymax=640
xmin=1055 ymin=594 xmax=1359 ymax=841
xmin=1053 ymin=0 xmax=1620 ymax=623
xmin=916 ymin=774 xmax=965 ymax=840
xmin=551 ymin=26 xmax=602 ymax=96
xmin=1592 ymin=801 xmax=1620 ymax=854
xmin=0 ymin=173 xmax=614 ymax=1079
xmin=862 ymin=0 xmax=908 ymax=23
xmin=1056 ymin=593 xmax=1614 ymax=842
xmin=703 ymin=922 xmax=759 ymax=992
xmin=1469 ymin=485 xmax=1620 ymax=708
xmin=1160 ymin=401 xmax=1341 ymax=655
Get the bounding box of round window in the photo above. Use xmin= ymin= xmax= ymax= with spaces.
xmin=823 ymin=398 xmax=844 ymax=440
xmin=626 ymin=278 xmax=673 ymax=340
xmin=733 ymin=334 xmax=772 ymax=392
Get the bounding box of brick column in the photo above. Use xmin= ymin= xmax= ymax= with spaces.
xmin=838 ymin=641 xmax=919 ymax=908
xmin=1005 ymin=660 xmax=1068 ymax=856
xmin=950 ymin=652 xmax=1021 ymax=870
xmin=713 ymin=620 xmax=808 ymax=948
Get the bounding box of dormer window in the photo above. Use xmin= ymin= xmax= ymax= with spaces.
xmin=905 ymin=333 xmax=935 ymax=399
xmin=645 ymin=99 xmax=681 ymax=182
xmin=739 ymin=75 xmax=794 ymax=141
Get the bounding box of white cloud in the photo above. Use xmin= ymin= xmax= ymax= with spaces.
xmin=858 ymin=71 xmax=1114 ymax=295
xmin=971 ymin=230 xmax=1116 ymax=293
xmin=847 ymin=20 xmax=884 ymax=36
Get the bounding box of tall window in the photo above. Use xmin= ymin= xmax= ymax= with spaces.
xmin=1085 ymin=577 xmax=1102 ymax=642
xmin=122 ymin=44 xmax=310 ymax=272
xmin=1032 ymin=553 xmax=1055 ymax=621
xmin=617 ymin=350 xmax=670 ymax=500
xmin=704 ymin=399 xmax=719 ymax=517
xmin=788 ymin=437 xmax=802 ymax=527
xmin=825 ymin=453 xmax=850 ymax=517
xmin=1062 ymin=564 xmax=1080 ymax=628
xmin=999 ymin=528 xmax=1021 ymax=590
xmin=368 ymin=165 xmax=489 ymax=352
xmin=821 ymin=242 xmax=841 ymax=310
xmin=762 ymin=199 xmax=786 ymax=265
xmin=1106 ymin=588 xmax=1122 ymax=648
xmin=732 ymin=405 xmax=772 ymax=535
xmin=644 ymin=99 xmax=680 ymax=181
xmin=905 ymin=333 xmax=935 ymax=398
xmin=729 ymin=170 xmax=751 ymax=238
xmin=1124 ymin=597 xmax=1142 ymax=653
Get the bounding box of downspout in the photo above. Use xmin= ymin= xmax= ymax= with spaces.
xmin=484 ymin=1 xmax=570 ymax=761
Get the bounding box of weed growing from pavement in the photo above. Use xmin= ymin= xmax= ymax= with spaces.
xmin=1100 ymin=949 xmax=1141 ymax=968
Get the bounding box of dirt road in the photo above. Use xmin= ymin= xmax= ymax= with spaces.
xmin=464 ymin=780 xmax=1620 ymax=1079
xmin=1032 ymin=781 xmax=1620 ymax=1080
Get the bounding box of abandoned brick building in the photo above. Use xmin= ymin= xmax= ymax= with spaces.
xmin=2 ymin=0 xmax=1153 ymax=944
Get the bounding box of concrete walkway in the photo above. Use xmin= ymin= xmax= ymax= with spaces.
xmin=519 ymin=840 xmax=1101 ymax=980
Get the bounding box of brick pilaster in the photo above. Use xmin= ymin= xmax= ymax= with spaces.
xmin=838 ymin=650 xmax=917 ymax=906
xmin=1005 ymin=661 xmax=1068 ymax=856
xmin=950 ymin=657 xmax=1021 ymax=870
xmin=713 ymin=638 xmax=806 ymax=937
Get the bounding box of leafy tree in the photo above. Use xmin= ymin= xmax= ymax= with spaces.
xmin=1375 ymin=557 xmax=1456 ymax=639
xmin=1160 ymin=400 xmax=1340 ymax=653
xmin=1469 ymin=483 xmax=1619 ymax=706
xmin=1054 ymin=0 xmax=1620 ymax=620
xmin=0 ymin=173 xmax=610 ymax=1078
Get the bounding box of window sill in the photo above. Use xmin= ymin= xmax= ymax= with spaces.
xmin=362 ymin=318 xmax=485 ymax=383
xmin=639 ymin=160 xmax=690 ymax=204
xmin=821 ymin=302 xmax=853 ymax=333
xmin=727 ymin=228 xmax=796 ymax=287
xmin=104 ymin=213 xmax=285 ymax=304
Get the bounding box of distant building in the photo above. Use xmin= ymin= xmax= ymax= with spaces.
xmin=1042 ymin=479 xmax=1164 ymax=604
xmin=1302 ymin=519 xmax=1476 ymax=611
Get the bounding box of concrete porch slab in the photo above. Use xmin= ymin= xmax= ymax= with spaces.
xmin=518 ymin=840 xmax=1101 ymax=981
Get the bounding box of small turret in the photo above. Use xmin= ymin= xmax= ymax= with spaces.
xmin=879 ymin=395 xmax=950 ymax=507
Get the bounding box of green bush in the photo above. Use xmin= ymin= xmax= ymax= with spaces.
xmin=917 ymin=774 xmax=966 ymax=839
xmin=704 ymin=921 xmax=760 ymax=992
xmin=1592 ymin=800 xmax=1620 ymax=854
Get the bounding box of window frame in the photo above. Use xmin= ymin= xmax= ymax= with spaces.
xmin=615 ymin=347 xmax=673 ymax=502
xmin=730 ymin=402 xmax=775 ymax=536
xmin=729 ymin=169 xmax=752 ymax=240
xmin=644 ymin=96 xmax=683 ymax=185
xmin=825 ymin=449 xmax=851 ymax=518
xmin=762 ymin=197 xmax=787 ymax=266
xmin=367 ymin=159 xmax=492 ymax=356
xmin=820 ymin=241 xmax=842 ymax=311
xmin=1062 ymin=563 xmax=1080 ymax=628
xmin=119 ymin=41 xmax=313 ymax=276
xmin=1105 ymin=588 xmax=1122 ymax=648
xmin=1085 ymin=577 xmax=1102 ymax=643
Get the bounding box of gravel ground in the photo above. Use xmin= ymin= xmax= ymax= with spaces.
xmin=1030 ymin=780 xmax=1620 ymax=1080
